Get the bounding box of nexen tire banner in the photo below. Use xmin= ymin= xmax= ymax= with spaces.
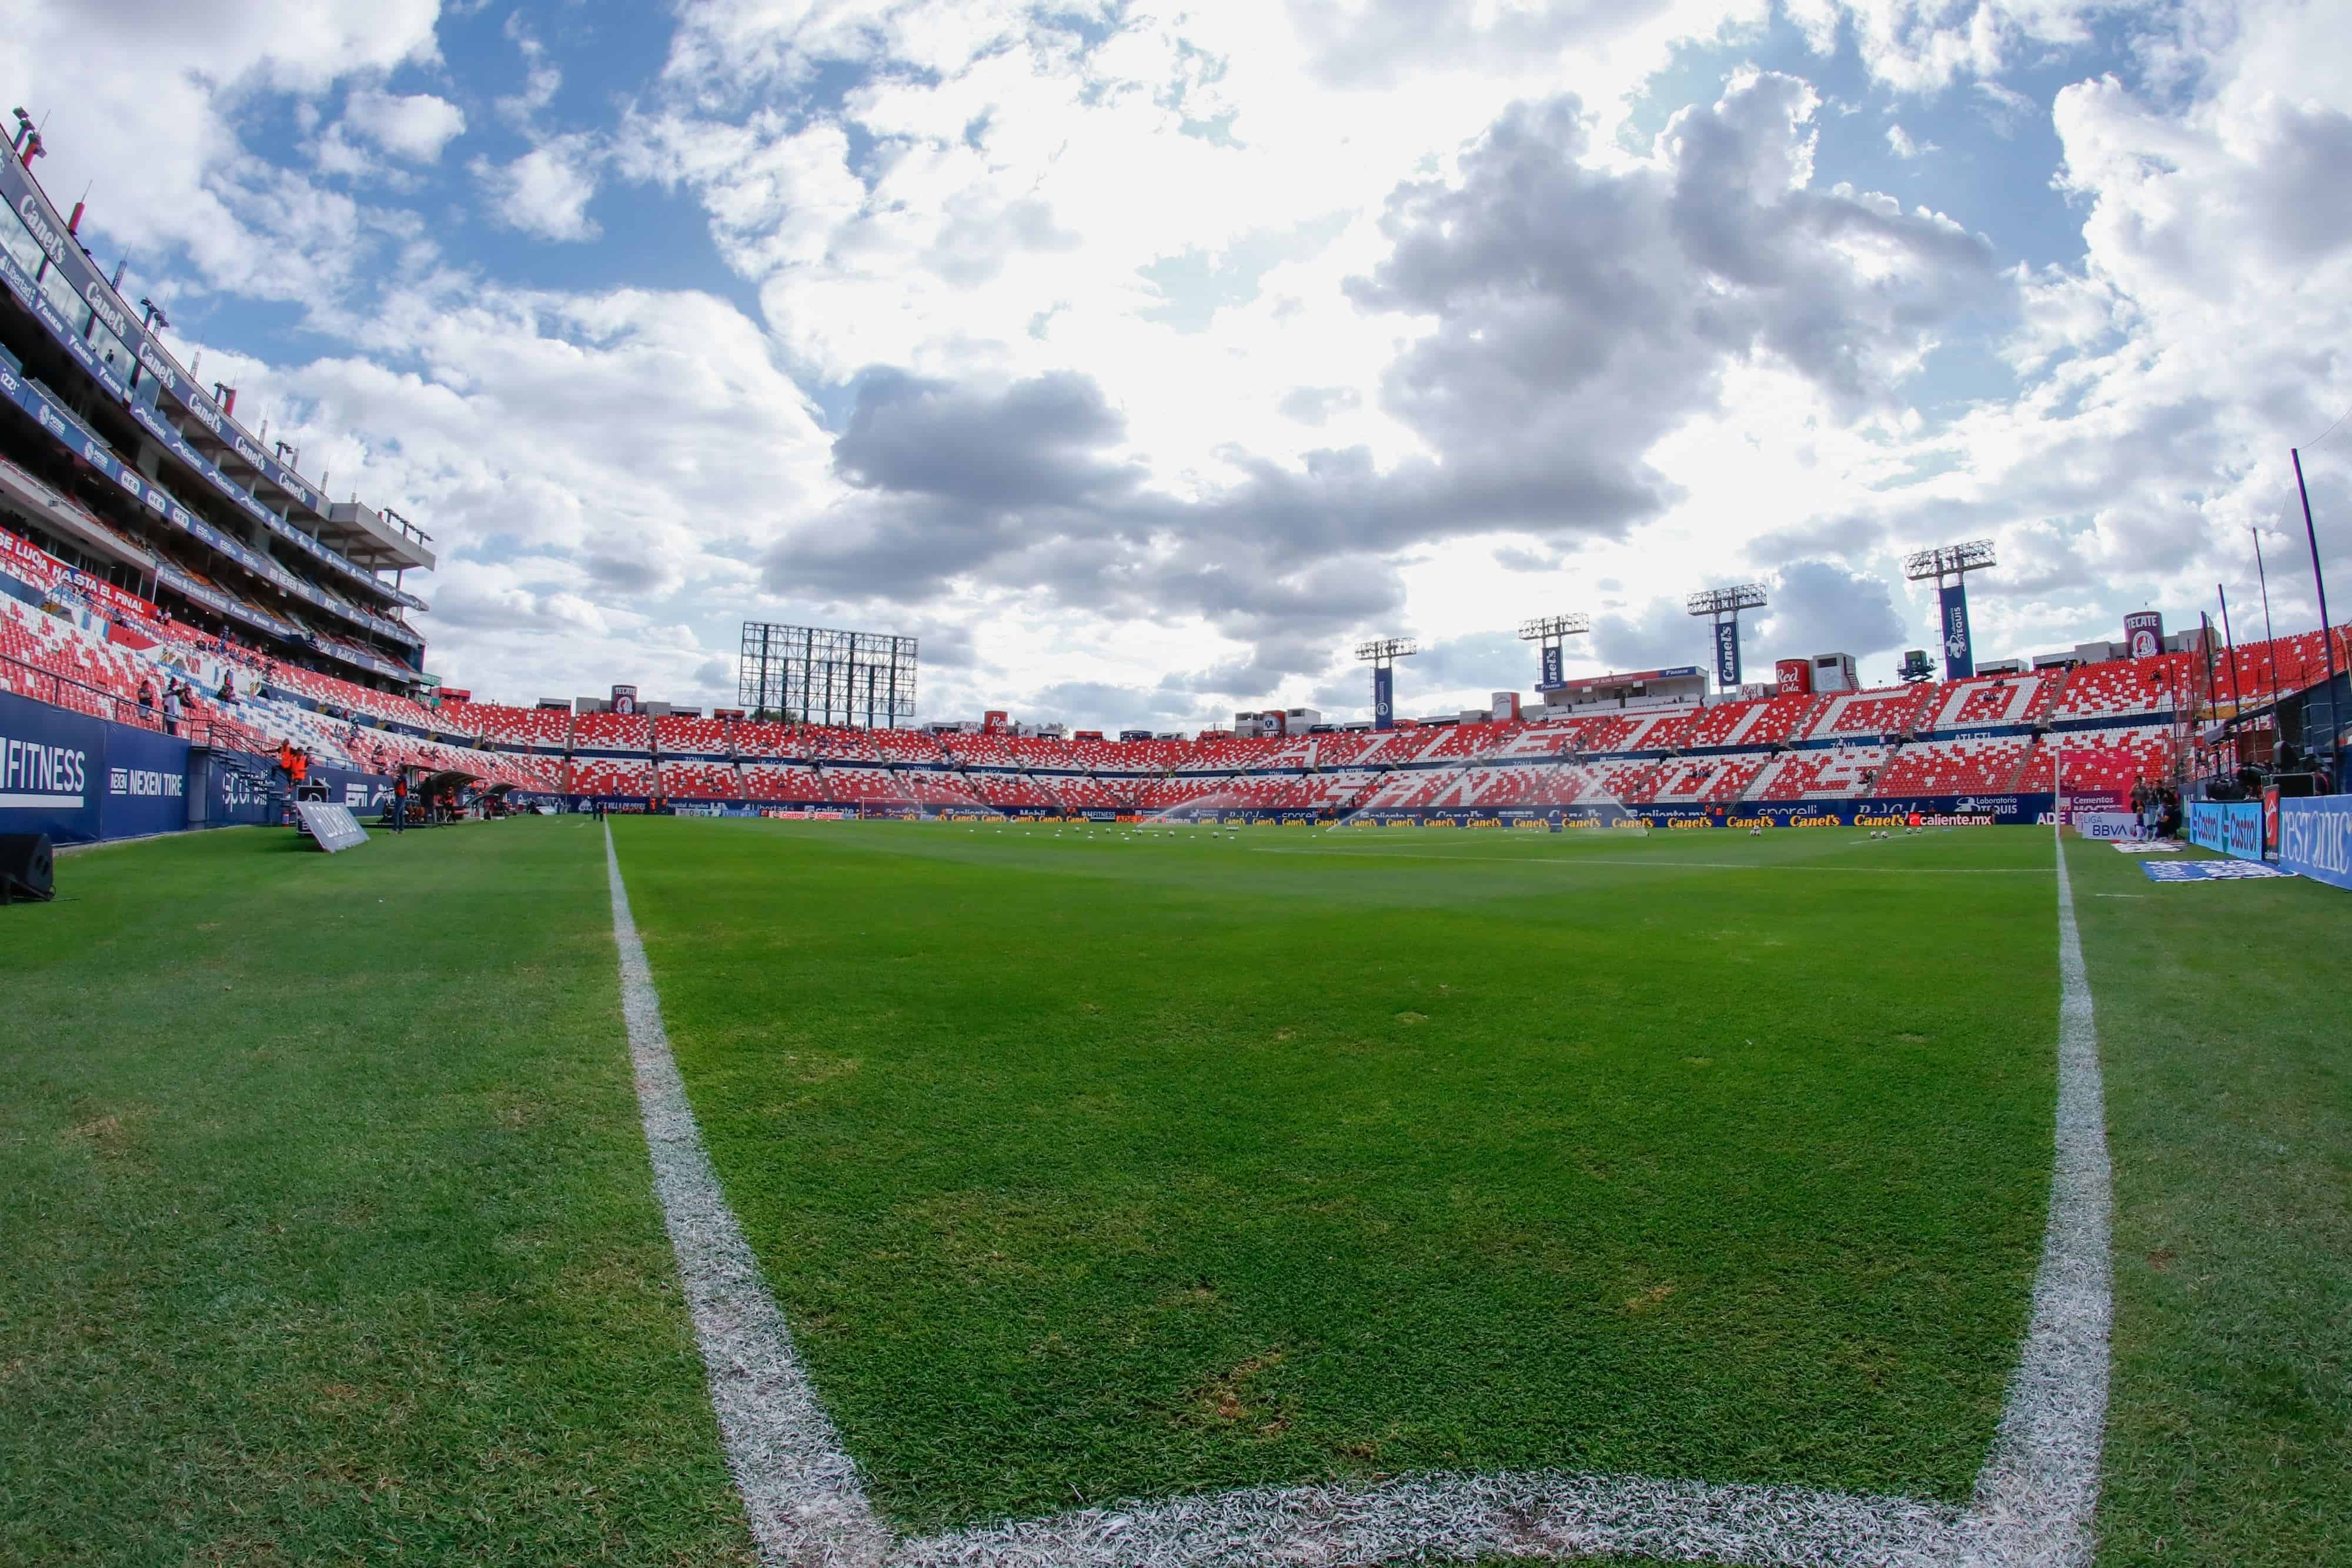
xmin=2277 ymin=796 xmax=2352 ymax=891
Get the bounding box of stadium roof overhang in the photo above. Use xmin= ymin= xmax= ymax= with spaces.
xmin=0 ymin=460 xmax=156 ymax=573
xmin=322 ymin=502 xmax=435 ymax=574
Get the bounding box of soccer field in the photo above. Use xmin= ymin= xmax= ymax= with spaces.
xmin=3 ymin=818 xmax=2347 ymax=1566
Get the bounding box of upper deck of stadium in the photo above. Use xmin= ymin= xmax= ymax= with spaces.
xmin=0 ymin=125 xmax=430 ymax=699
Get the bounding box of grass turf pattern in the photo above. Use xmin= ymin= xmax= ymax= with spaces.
xmin=616 ymin=817 xmax=2060 ymax=1534
xmin=3 ymin=816 xmax=2341 ymax=1564
xmin=0 ymin=824 xmax=753 ymax=1566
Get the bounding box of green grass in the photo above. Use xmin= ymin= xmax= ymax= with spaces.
xmin=3 ymin=815 xmax=2344 ymax=1565
xmin=0 ymin=821 xmax=751 ymax=1566
xmin=618 ymin=817 xmax=2061 ymax=1533
xmin=2061 ymin=835 xmax=2352 ymax=1566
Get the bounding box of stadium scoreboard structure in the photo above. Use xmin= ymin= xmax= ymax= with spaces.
xmin=739 ymin=621 xmax=918 ymax=729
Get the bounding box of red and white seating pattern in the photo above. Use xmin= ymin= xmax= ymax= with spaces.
xmin=1871 ymin=737 xmax=2033 ymax=795
xmin=2050 ymin=654 xmax=2193 ymax=720
xmin=457 ymin=701 xmax=574 ymax=747
xmin=1679 ymin=694 xmax=1815 ymax=749
xmin=655 ymin=714 xmax=731 ymax=754
xmin=2016 ymin=727 xmax=2177 ymax=794
xmin=1917 ymin=673 xmax=2054 ymax=731
xmin=662 ymin=761 xmax=741 ymax=799
xmin=1799 ymin=687 xmax=1933 ymax=741
xmin=1749 ymin=745 xmax=1892 ymax=801
xmin=573 ymin=710 xmax=652 ymax=750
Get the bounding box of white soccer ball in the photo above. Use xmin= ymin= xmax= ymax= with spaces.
xmin=1749 ymin=827 xmax=1762 ymax=837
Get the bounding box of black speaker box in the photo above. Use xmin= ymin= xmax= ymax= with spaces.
xmin=0 ymin=832 xmax=55 ymax=904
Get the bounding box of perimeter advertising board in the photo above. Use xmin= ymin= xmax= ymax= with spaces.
xmin=0 ymin=688 xmax=195 ymax=842
xmin=2188 ymin=801 xmax=2264 ymax=861
xmin=2277 ymin=795 xmax=2352 ymax=891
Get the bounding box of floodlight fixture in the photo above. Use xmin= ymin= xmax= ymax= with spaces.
xmin=1355 ymin=637 xmax=1419 ymax=666
xmin=1518 ymin=613 xmax=1591 ymax=643
xmin=1902 ymin=540 xmax=1997 ymax=583
xmin=1685 ymin=583 xmax=1768 ymax=618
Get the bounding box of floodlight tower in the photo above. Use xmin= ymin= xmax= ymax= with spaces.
xmin=1685 ymin=583 xmax=1768 ymax=695
xmin=1519 ymin=613 xmax=1589 ymax=696
xmin=1355 ymin=637 xmax=1419 ymax=732
xmin=1903 ymin=539 xmax=1997 ymax=680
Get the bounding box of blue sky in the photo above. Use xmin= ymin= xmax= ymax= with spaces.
xmin=9 ymin=0 xmax=2350 ymax=727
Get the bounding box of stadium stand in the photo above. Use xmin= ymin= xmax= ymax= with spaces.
xmin=460 ymin=702 xmax=575 ymax=748
xmin=655 ymin=714 xmax=731 ymax=754
xmin=568 ymin=759 xmax=657 ymax=796
xmin=662 ymin=762 xmax=742 ymax=800
xmin=1680 ymin=693 xmax=1815 ymax=749
xmin=574 ymin=710 xmax=653 ymax=750
xmin=1872 ymin=736 xmax=2035 ymax=796
xmin=1749 ymin=745 xmax=1893 ymax=801
xmin=2017 ymin=727 xmax=2179 ymax=794
xmin=1917 ymin=671 xmax=2055 ymax=731
xmin=1799 ymin=686 xmax=1935 ymax=741
xmin=2050 ymin=653 xmax=2194 ymax=720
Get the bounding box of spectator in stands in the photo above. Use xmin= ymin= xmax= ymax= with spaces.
xmin=160 ymin=680 xmax=183 ymax=737
xmin=137 ymin=678 xmax=156 ymax=723
xmin=217 ymin=668 xmax=238 ymax=705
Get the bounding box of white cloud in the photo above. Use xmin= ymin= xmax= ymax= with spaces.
xmin=342 ymin=89 xmax=467 ymax=162
xmin=475 ymin=135 xmax=604 ymax=241
xmin=0 ymin=0 xmax=441 ymax=310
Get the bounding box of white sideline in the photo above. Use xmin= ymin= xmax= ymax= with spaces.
xmin=606 ymin=825 xmax=2110 ymax=1568
xmin=603 ymin=827 xmax=893 ymax=1568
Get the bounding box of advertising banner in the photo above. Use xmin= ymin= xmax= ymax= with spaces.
xmin=2124 ymin=610 xmax=2164 ymax=661
xmin=2074 ymin=811 xmax=2149 ymax=842
xmin=2277 ymin=795 xmax=2352 ymax=891
xmin=293 ymin=801 xmax=369 ymax=852
xmin=2141 ymin=859 xmax=2293 ymax=882
xmin=1939 ymin=581 xmax=1975 ymax=680
xmin=1539 ymin=644 xmax=1564 ymax=691
xmin=2188 ymin=800 xmax=2264 ymax=861
xmin=1712 ymin=620 xmax=1741 ymax=688
xmin=1372 ymin=666 xmax=1394 ymax=732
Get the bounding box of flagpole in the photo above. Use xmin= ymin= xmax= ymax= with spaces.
xmin=2292 ymin=448 xmax=2341 ymax=790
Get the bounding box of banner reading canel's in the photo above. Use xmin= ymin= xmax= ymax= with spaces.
xmin=1372 ymin=666 xmax=1394 ymax=731
xmin=1939 ymin=581 xmax=1975 ymax=680
xmin=1539 ymin=644 xmax=1563 ymax=691
xmin=1712 ymin=620 xmax=1741 ymax=688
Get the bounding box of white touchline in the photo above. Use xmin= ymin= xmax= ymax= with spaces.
xmin=603 ymin=827 xmax=893 ymax=1568
xmin=607 ymin=825 xmax=2112 ymax=1568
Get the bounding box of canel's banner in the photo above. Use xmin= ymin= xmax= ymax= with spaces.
xmin=1712 ymin=620 xmax=1741 ymax=688
xmin=2187 ymin=800 xmax=2264 ymax=861
xmin=2276 ymin=795 xmax=2352 ymax=891
xmin=1939 ymin=581 xmax=1975 ymax=680
xmin=1539 ymin=644 xmax=1563 ymax=691
xmin=1372 ymin=666 xmax=1395 ymax=732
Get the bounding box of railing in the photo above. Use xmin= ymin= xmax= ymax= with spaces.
xmin=0 ymin=645 xmax=258 ymax=752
